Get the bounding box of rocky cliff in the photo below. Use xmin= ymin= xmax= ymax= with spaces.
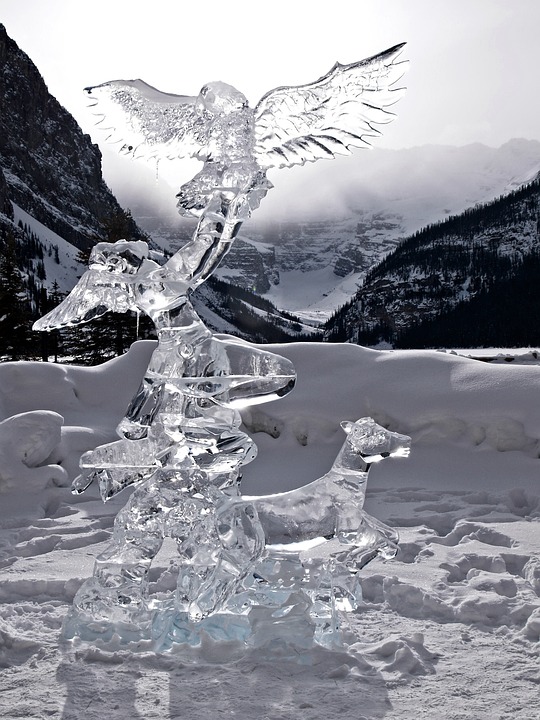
xmin=0 ymin=167 xmax=13 ymax=221
xmin=0 ymin=23 xmax=141 ymax=251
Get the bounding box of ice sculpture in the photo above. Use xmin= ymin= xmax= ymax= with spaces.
xmin=36 ymin=236 xmax=296 ymax=629
xmin=33 ymin=43 xmax=408 ymax=652
xmin=156 ymin=418 xmax=411 ymax=651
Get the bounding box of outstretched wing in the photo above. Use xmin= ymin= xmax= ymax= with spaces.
xmin=85 ymin=79 xmax=212 ymax=161
xmin=33 ymin=270 xmax=136 ymax=332
xmin=253 ymin=43 xmax=407 ymax=169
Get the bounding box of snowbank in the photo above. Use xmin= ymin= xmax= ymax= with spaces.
xmin=1 ymin=341 xmax=540 ymax=719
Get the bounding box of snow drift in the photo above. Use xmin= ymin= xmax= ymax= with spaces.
xmin=1 ymin=341 xmax=540 ymax=718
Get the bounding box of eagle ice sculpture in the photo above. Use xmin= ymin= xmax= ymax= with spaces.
xmin=85 ymin=43 xmax=407 ymax=216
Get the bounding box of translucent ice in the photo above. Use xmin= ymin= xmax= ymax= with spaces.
xmin=84 ymin=44 xmax=407 ymax=216
xmin=34 ymin=44 xmax=408 ymax=652
xmin=236 ymin=418 xmax=411 ymax=647
xmin=36 ymin=231 xmax=296 ymax=628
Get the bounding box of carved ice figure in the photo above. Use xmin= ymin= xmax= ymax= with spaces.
xmin=252 ymin=418 xmax=410 ymax=548
xmin=33 ymin=44 xmax=409 ymax=648
xmin=36 ymin=234 xmax=295 ymax=626
xmin=231 ymin=418 xmax=411 ymax=647
xmin=84 ymin=43 xmax=407 ymax=216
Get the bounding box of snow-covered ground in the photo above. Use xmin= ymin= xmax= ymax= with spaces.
xmin=1 ymin=341 xmax=540 ymax=719
xmin=12 ymin=204 xmax=83 ymax=294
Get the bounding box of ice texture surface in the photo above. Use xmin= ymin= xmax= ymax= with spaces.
xmin=33 ymin=45 xmax=408 ymax=653
xmin=84 ymin=44 xmax=406 ymax=216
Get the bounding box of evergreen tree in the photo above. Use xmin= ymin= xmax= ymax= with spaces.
xmin=0 ymin=232 xmax=31 ymax=359
xmin=101 ymin=208 xmax=138 ymax=242
xmin=37 ymin=282 xmax=62 ymax=361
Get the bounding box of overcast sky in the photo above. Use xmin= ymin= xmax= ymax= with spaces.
xmin=2 ymin=0 xmax=540 ymax=212
xmin=3 ymin=0 xmax=540 ymax=147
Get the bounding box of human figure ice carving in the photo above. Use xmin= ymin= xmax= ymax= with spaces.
xmin=35 ymin=208 xmax=295 ymax=625
xmin=33 ymin=44 xmax=409 ymax=645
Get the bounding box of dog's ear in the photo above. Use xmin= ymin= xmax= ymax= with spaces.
xmin=340 ymin=420 xmax=354 ymax=434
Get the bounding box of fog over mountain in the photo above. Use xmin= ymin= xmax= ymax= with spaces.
xmin=116 ymin=139 xmax=540 ymax=323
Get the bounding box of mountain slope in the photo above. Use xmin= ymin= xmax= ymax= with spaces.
xmin=324 ymin=177 xmax=540 ymax=347
xmin=0 ymin=25 xmax=304 ymax=354
xmin=129 ymin=140 xmax=540 ymax=322
xmin=0 ymin=23 xmax=142 ymax=252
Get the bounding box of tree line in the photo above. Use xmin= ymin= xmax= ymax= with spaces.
xmin=323 ymin=177 xmax=540 ymax=348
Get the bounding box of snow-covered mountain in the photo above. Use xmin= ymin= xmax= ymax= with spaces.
xmin=0 ymin=25 xmax=303 ymax=350
xmin=3 ymin=21 xmax=540 ymax=349
xmin=127 ymin=139 xmax=540 ymax=324
xmin=0 ymin=24 xmax=143 ymax=257
xmin=324 ymin=176 xmax=540 ymax=348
